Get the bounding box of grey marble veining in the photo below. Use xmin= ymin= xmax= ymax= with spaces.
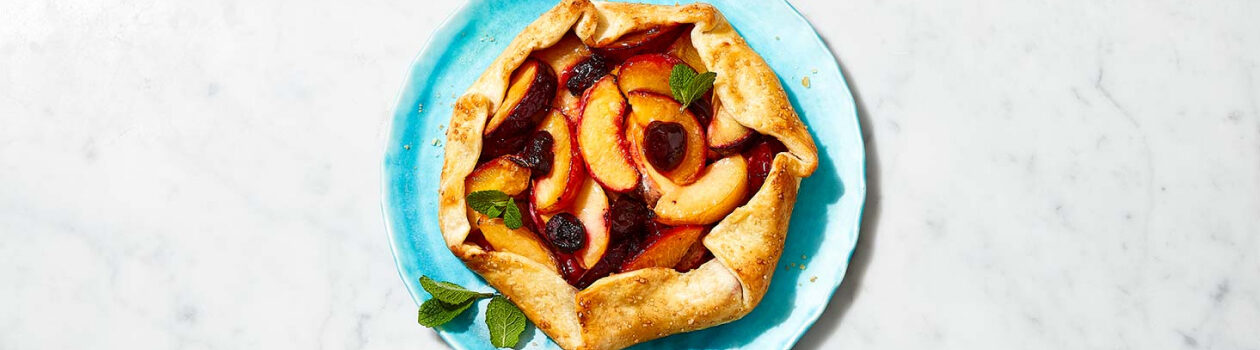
xmin=1 ymin=0 xmax=1257 ymax=349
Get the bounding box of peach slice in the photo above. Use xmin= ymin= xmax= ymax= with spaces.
xmin=570 ymin=178 xmax=611 ymax=269
xmin=625 ymin=121 xmax=674 ymax=205
xmin=534 ymin=34 xmax=593 ymax=120
xmin=465 ymin=155 xmax=531 ymax=230
xmin=666 ymin=30 xmax=707 ymax=73
xmin=577 ymin=75 xmax=639 ymax=193
xmin=532 ymin=33 xmax=591 ymax=88
xmin=652 ymin=155 xmax=749 ymax=225
xmin=620 ymin=226 xmax=706 ymax=272
xmin=483 ymin=58 xmax=558 ymax=160
xmin=478 ymin=217 xmax=558 ymax=273
xmin=616 ymin=53 xmax=685 ymax=96
xmin=625 ymin=91 xmax=706 ymax=185
xmin=531 ymin=110 xmax=586 ymax=214
xmin=673 ymin=234 xmax=712 ymax=272
xmin=591 ymin=25 xmax=686 ymax=62
xmin=707 ymin=99 xmax=754 ymax=153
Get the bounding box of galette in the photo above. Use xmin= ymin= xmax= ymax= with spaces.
xmin=436 ymin=0 xmax=819 ymax=349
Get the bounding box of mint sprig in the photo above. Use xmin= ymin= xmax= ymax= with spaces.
xmin=415 ymin=276 xmax=529 ymax=348
xmin=486 ymin=296 xmax=527 ymax=348
xmin=668 ymin=64 xmax=717 ymax=110
xmin=467 ymin=190 xmax=524 ymax=229
xmin=420 ymin=276 xmax=494 ymax=305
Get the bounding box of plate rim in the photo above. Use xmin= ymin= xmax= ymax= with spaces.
xmin=379 ymin=1 xmax=867 ymax=349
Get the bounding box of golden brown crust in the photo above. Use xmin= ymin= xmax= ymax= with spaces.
xmin=436 ymin=1 xmax=819 ymax=349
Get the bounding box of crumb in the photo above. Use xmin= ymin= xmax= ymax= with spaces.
xmin=775 ymin=36 xmax=781 ymax=41
xmin=403 ymin=144 xmax=411 ymax=150
xmin=438 ymin=124 xmax=446 ymax=130
xmin=798 ymin=264 xmax=806 ymax=270
xmin=811 ymin=68 xmax=818 ymax=74
xmin=810 ymin=276 xmax=817 ymax=282
xmin=480 ymin=35 xmax=496 ymax=43
xmin=801 ymin=254 xmax=807 ymax=260
xmin=432 ymin=138 xmax=440 ymax=146
xmin=417 ymin=104 xmax=424 ymax=113
xmin=801 ymin=76 xmax=811 ymax=88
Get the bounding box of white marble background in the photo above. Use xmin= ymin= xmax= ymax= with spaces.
xmin=1 ymin=0 xmax=1256 ymax=349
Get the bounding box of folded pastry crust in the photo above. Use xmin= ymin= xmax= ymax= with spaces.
xmin=437 ymin=1 xmax=818 ymax=349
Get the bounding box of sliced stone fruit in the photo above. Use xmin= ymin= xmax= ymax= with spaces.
xmin=590 ymin=25 xmax=686 ymax=62
xmin=652 ymin=155 xmax=750 ymax=225
xmin=533 ymin=33 xmax=591 ymax=88
xmin=620 ymin=225 xmax=706 ymax=272
xmin=616 ymin=53 xmax=685 ymax=96
xmin=577 ymin=75 xmax=639 ymax=193
xmin=531 ymin=110 xmax=586 ymax=214
xmin=673 ymin=234 xmax=712 ymax=272
xmin=478 ymin=217 xmax=558 ymax=273
xmin=465 ymin=155 xmax=531 ymax=231
xmin=625 ymin=91 xmax=705 ymax=185
xmin=483 ymin=58 xmax=558 ymax=160
xmin=570 ymin=177 xmax=611 ymax=269
xmin=666 ymin=30 xmax=706 ymax=73
xmin=707 ymin=98 xmax=755 ymax=153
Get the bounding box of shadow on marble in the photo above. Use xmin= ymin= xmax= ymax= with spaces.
xmin=794 ymin=42 xmax=882 ymax=350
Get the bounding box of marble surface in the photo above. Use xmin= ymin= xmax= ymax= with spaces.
xmin=1 ymin=0 xmax=1257 ymax=349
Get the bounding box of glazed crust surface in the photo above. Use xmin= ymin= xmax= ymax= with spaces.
xmin=437 ymin=1 xmax=819 ymax=349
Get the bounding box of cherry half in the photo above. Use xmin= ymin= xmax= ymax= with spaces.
xmin=643 ymin=121 xmax=687 ymax=172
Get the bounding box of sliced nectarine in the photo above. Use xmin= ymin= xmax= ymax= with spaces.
xmin=465 ymin=155 xmax=531 ymax=230
xmin=591 ymin=25 xmax=686 ymax=62
xmin=532 ymin=33 xmax=591 ymax=88
xmin=531 ymin=110 xmax=586 ymax=214
xmin=483 ymin=58 xmax=557 ymax=160
xmin=577 ymin=75 xmax=639 ymax=193
xmin=620 ymin=225 xmax=706 ymax=272
xmin=625 ymin=91 xmax=705 ymax=185
xmin=570 ymin=177 xmax=611 ymax=269
xmin=616 ymin=53 xmax=685 ymax=96
xmin=707 ymin=99 xmax=754 ymax=153
xmin=653 ymin=155 xmax=749 ymax=225
xmin=673 ymin=234 xmax=712 ymax=272
xmin=478 ymin=217 xmax=558 ymax=272
xmin=666 ymin=30 xmax=706 ymax=73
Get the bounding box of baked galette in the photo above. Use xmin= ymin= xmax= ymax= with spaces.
xmin=437 ymin=0 xmax=818 ymax=349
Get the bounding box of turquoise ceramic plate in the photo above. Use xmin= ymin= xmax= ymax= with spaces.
xmin=383 ymin=0 xmax=864 ymax=348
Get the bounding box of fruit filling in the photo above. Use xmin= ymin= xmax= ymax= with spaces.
xmin=464 ymin=26 xmax=788 ymax=288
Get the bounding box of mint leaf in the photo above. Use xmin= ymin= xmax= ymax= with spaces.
xmin=483 ymin=205 xmax=504 ymax=219
xmin=419 ymin=276 xmax=494 ymax=305
xmin=668 ymin=64 xmax=717 ymax=110
xmin=503 ymin=198 xmax=523 ymax=229
xmin=417 ymin=298 xmax=475 ymax=328
xmin=669 ymin=64 xmax=696 ymax=104
xmin=485 ymin=296 xmax=527 ymax=348
xmin=467 ymin=190 xmax=509 ymax=215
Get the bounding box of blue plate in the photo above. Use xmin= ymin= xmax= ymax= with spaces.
xmin=382 ymin=0 xmax=865 ymax=348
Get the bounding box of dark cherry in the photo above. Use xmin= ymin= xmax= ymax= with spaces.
xmin=744 ymin=135 xmax=784 ymax=194
xmin=521 ymin=131 xmax=554 ymax=177
xmin=480 ymin=134 xmax=529 ymax=161
xmin=565 ymin=54 xmax=612 ymax=95
xmin=609 ymin=196 xmax=650 ymax=243
xmin=688 ymin=95 xmax=713 ymax=126
xmin=556 ymin=252 xmax=586 ymax=285
xmin=545 ymin=213 xmax=586 ymax=253
xmin=574 ymin=240 xmax=634 ymax=289
xmin=643 ymin=121 xmax=687 ymax=171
